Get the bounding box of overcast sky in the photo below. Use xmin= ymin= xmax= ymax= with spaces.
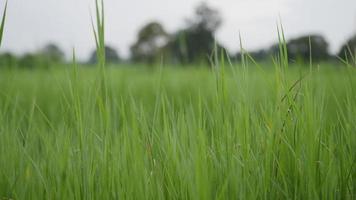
xmin=1 ymin=0 xmax=355 ymax=60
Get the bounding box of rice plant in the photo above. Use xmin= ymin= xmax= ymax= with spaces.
xmin=0 ymin=1 xmax=355 ymax=199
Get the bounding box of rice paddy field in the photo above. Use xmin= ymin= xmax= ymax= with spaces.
xmin=0 ymin=64 xmax=355 ymax=199
xmin=0 ymin=1 xmax=355 ymax=199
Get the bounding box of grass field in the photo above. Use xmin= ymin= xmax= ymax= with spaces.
xmin=0 ymin=1 xmax=355 ymax=199
xmin=0 ymin=65 xmax=355 ymax=199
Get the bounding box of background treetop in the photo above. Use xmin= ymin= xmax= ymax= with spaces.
xmin=186 ymin=2 xmax=222 ymax=33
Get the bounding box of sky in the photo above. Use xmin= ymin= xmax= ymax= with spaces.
xmin=1 ymin=0 xmax=356 ymax=61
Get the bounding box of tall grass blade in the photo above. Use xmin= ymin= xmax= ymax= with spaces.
xmin=0 ymin=1 xmax=8 ymax=47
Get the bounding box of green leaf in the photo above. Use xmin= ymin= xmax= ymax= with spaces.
xmin=0 ymin=1 xmax=8 ymax=47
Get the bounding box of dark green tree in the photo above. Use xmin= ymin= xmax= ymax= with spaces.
xmin=0 ymin=52 xmax=17 ymax=69
xmin=338 ymin=35 xmax=356 ymax=62
xmin=188 ymin=2 xmax=222 ymax=32
xmin=165 ymin=2 xmax=223 ymax=64
xmin=89 ymin=45 xmax=120 ymax=64
xmin=267 ymin=35 xmax=329 ymax=63
xmin=18 ymin=53 xmax=38 ymax=69
xmin=235 ymin=50 xmax=269 ymax=62
xmin=286 ymin=35 xmax=330 ymax=62
xmin=130 ymin=21 xmax=169 ymax=64
xmin=41 ymin=43 xmax=65 ymax=64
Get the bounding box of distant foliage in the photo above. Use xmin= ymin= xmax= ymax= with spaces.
xmin=338 ymin=35 xmax=356 ymax=63
xmin=18 ymin=53 xmax=52 ymax=69
xmin=130 ymin=3 xmax=226 ymax=65
xmin=0 ymin=43 xmax=66 ymax=69
xmin=286 ymin=35 xmax=330 ymax=62
xmin=235 ymin=35 xmax=331 ymax=64
xmin=0 ymin=52 xmax=16 ymax=69
xmin=21 ymin=44 xmax=65 ymax=69
xmin=130 ymin=22 xmax=169 ymax=64
xmin=192 ymin=2 xmax=222 ymax=32
xmin=269 ymin=35 xmax=330 ymax=63
xmin=89 ymin=45 xmax=120 ymax=64
xmin=235 ymin=50 xmax=269 ymax=62
xmin=41 ymin=43 xmax=65 ymax=64
xmin=164 ymin=2 xmax=224 ymax=64
xmin=18 ymin=53 xmax=38 ymax=69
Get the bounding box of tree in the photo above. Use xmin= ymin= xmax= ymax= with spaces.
xmin=286 ymin=35 xmax=330 ymax=62
xmin=187 ymin=2 xmax=222 ymax=32
xmin=41 ymin=43 xmax=65 ymax=64
xmin=165 ymin=2 xmax=223 ymax=64
xmin=267 ymin=35 xmax=329 ymax=63
xmin=89 ymin=45 xmax=120 ymax=64
xmin=235 ymin=50 xmax=269 ymax=62
xmin=130 ymin=21 xmax=169 ymax=64
xmin=338 ymin=35 xmax=356 ymax=63
xmin=18 ymin=53 xmax=38 ymax=69
xmin=0 ymin=52 xmax=17 ymax=69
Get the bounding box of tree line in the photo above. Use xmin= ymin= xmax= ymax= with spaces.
xmin=0 ymin=2 xmax=355 ymax=69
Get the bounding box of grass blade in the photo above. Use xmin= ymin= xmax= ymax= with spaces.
xmin=0 ymin=1 xmax=8 ymax=47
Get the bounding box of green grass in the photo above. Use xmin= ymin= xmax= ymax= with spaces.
xmin=0 ymin=66 xmax=355 ymax=199
xmin=0 ymin=1 xmax=355 ymax=199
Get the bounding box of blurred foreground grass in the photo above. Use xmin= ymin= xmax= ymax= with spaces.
xmin=0 ymin=66 xmax=355 ymax=199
